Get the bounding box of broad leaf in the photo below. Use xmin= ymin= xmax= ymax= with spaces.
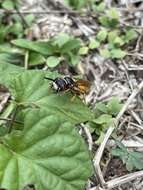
xmin=0 ymin=109 xmax=92 ymax=190
xmin=0 ymin=52 xmax=24 ymax=65
xmin=0 ymin=62 xmax=24 ymax=87
xmin=29 ymin=52 xmax=45 ymax=66
xmin=12 ymin=39 xmax=54 ymax=56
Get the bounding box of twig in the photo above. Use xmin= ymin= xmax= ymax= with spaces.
xmin=107 ymin=170 xmax=143 ymax=189
xmin=0 ymin=93 xmax=10 ymax=113
xmin=12 ymin=1 xmax=29 ymax=28
xmin=93 ymin=81 xmax=143 ymax=188
xmin=81 ymin=124 xmax=93 ymax=151
xmin=122 ymin=60 xmax=133 ymax=91
xmin=0 ymin=9 xmax=79 ymax=15
xmin=135 ymin=32 xmax=143 ymax=52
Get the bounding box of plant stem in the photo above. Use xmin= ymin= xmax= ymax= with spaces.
xmin=8 ymin=105 xmax=19 ymax=133
xmin=0 ymin=117 xmax=23 ymax=125
xmin=24 ymin=50 xmax=29 ymax=70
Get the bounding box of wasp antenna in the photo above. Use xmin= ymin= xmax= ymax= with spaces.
xmin=44 ymin=77 xmax=55 ymax=82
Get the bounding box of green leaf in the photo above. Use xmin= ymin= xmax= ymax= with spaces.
xmin=111 ymin=148 xmax=127 ymax=157
xmin=113 ymin=37 xmax=124 ymax=46
xmin=111 ymin=48 xmax=126 ymax=58
xmin=9 ymin=71 xmax=94 ymax=124
xmin=96 ymin=2 xmax=106 ymax=12
xmin=97 ymin=29 xmax=107 ymax=42
xmin=123 ymin=29 xmax=138 ymax=43
xmin=64 ymin=0 xmax=87 ymax=10
xmin=78 ymin=47 xmax=89 ymax=55
xmin=0 ymin=62 xmax=24 ymax=88
xmin=0 ymin=52 xmax=24 ymax=65
xmin=0 ymin=108 xmax=92 ymax=190
xmin=2 ymin=0 xmax=14 ymax=9
xmin=12 ymin=39 xmax=54 ymax=56
xmin=100 ymin=49 xmax=111 ymax=58
xmin=89 ymin=39 xmax=100 ymax=49
xmin=130 ymin=151 xmax=143 ymax=159
xmin=46 ymin=56 xmax=60 ymax=68
xmin=108 ymin=8 xmax=119 ymax=19
xmin=69 ymin=54 xmax=80 ymax=66
xmin=99 ymin=16 xmax=110 ymax=27
xmin=132 ymin=158 xmax=143 ymax=170
xmin=115 ymin=140 xmax=127 ymax=152
xmin=95 ymin=102 xmax=108 ymax=113
xmin=107 ymin=97 xmax=123 ymax=116
xmin=129 ymin=152 xmax=143 ymax=170
xmin=53 ymin=33 xmax=71 ymax=47
xmin=25 ymin=14 xmax=35 ymax=25
xmin=126 ymin=158 xmax=134 ymax=171
xmin=95 ymin=131 xmax=105 ymax=144
xmin=61 ymin=39 xmax=81 ymax=53
xmin=108 ymin=30 xmax=119 ymax=43
xmin=29 ymin=52 xmax=45 ymax=66
xmin=93 ymin=114 xmax=112 ymax=124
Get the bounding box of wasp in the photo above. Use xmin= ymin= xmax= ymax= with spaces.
xmin=44 ymin=76 xmax=90 ymax=96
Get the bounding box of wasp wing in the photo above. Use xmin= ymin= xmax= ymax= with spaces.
xmin=73 ymin=79 xmax=91 ymax=94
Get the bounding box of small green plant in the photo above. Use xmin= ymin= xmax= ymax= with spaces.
xmin=0 ymin=0 xmax=35 ymax=44
xmin=112 ymin=141 xmax=143 ymax=171
xmin=89 ymin=97 xmax=123 ymax=143
xmin=88 ymin=28 xmax=137 ymax=59
xmin=90 ymin=1 xmax=106 ymax=12
xmin=11 ymin=33 xmax=82 ymax=67
xmin=64 ymin=0 xmax=88 ymax=10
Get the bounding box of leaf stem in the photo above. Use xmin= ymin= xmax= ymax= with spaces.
xmin=24 ymin=50 xmax=29 ymax=70
xmin=8 ymin=105 xmax=19 ymax=133
xmin=0 ymin=117 xmax=23 ymax=125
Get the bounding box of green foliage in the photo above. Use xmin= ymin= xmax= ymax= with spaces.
xmin=97 ymin=29 xmax=107 ymax=42
xmin=112 ymin=141 xmax=143 ymax=171
xmin=85 ymin=3 xmax=138 ymax=60
xmin=64 ymin=0 xmax=87 ymax=10
xmin=46 ymin=56 xmax=60 ymax=67
xmin=0 ymin=65 xmax=93 ymax=189
xmin=91 ymin=2 xmax=105 ymax=12
xmin=0 ymin=14 xmax=34 ymax=44
xmin=88 ymin=27 xmax=138 ymax=59
xmin=2 ymin=0 xmax=14 ymax=10
xmin=89 ymin=39 xmax=100 ymax=49
xmin=79 ymin=46 xmax=89 ymax=55
xmin=12 ymin=33 xmax=81 ymax=67
xmin=98 ymin=8 xmax=119 ymax=28
xmin=88 ymin=97 xmax=123 ymax=143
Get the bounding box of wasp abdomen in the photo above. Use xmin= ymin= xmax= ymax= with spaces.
xmin=64 ymin=77 xmax=75 ymax=87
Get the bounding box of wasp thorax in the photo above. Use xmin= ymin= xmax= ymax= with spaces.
xmin=53 ymin=78 xmax=67 ymax=92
